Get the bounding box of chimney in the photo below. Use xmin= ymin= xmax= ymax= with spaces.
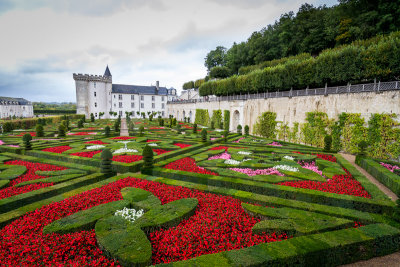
xmin=156 ymin=81 xmax=159 ymax=91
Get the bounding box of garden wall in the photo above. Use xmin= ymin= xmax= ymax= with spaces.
xmin=168 ymin=90 xmax=400 ymax=134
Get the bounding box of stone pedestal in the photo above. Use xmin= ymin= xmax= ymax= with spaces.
xmin=120 ymin=118 xmax=129 ymax=136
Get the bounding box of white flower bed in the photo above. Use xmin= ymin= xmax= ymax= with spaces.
xmin=224 ymin=159 xmax=241 ymax=165
xmin=114 ymin=207 xmax=144 ymax=223
xmin=283 ymin=155 xmax=295 ymax=161
xmin=148 ymin=143 xmax=158 ymax=147
xmin=86 ymin=145 xmax=105 ymax=150
xmin=238 ymin=151 xmax=252 ymax=155
xmin=273 ymin=165 xmax=299 ymax=172
xmin=113 ymin=148 xmax=138 ymax=154
xmin=215 ymin=129 xmax=224 ymax=132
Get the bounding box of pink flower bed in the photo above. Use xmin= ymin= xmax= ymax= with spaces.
xmin=230 ymin=168 xmax=284 ymax=176
xmin=267 ymin=141 xmax=282 ymax=147
xmin=208 ymin=152 xmax=231 ymax=160
xmin=298 ymin=161 xmax=323 ymax=176
xmin=233 ymin=137 xmax=245 ymax=143
xmin=380 ymin=162 xmax=400 ymax=173
xmin=67 ymin=132 xmax=97 ymax=136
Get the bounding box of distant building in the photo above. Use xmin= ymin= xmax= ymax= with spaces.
xmin=0 ymin=97 xmax=33 ymax=119
xmin=73 ymin=66 xmax=177 ymax=119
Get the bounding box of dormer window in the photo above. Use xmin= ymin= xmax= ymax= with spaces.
xmin=94 ymin=82 xmax=96 ymax=88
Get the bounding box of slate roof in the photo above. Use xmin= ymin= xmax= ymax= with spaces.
xmin=112 ymin=84 xmax=169 ymax=95
xmin=104 ymin=65 xmax=112 ymax=77
xmin=0 ymin=97 xmax=31 ymax=105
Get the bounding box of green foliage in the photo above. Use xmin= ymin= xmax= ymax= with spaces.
xmin=210 ymin=121 xmax=215 ymax=129
xmin=244 ymin=125 xmax=249 ymax=136
xmin=201 ymin=128 xmax=207 ymax=142
xmin=104 ymin=126 xmax=110 ymax=137
xmin=0 ymin=165 xmax=27 ymax=180
xmin=223 ymin=110 xmax=230 ymax=132
xmin=3 ymin=122 xmax=13 ymax=132
xmin=253 ymin=111 xmax=277 ymax=138
xmin=194 ymin=79 xmax=205 ymax=89
xmin=358 ymin=141 xmax=368 ymax=156
xmin=77 ymin=119 xmax=84 ymax=128
xmin=288 ymin=122 xmax=299 ymax=143
xmin=22 ymin=134 xmax=32 ymax=150
xmin=237 ymin=124 xmax=242 ymax=135
xmin=194 ymin=109 xmax=210 ymax=126
xmin=277 ymin=122 xmax=289 ymax=141
xmin=182 ymin=81 xmax=195 ymax=89
xmin=209 ymin=66 xmax=231 ymax=79
xmin=341 ymin=113 xmax=367 ymax=154
xmin=223 ymin=130 xmax=229 ymax=142
xmin=114 ymin=119 xmax=120 ymax=133
xmin=158 ymin=118 xmax=164 ymax=126
xmin=35 ymin=124 xmax=44 ymax=137
xmin=58 ymin=124 xmax=66 ymax=137
xmin=211 ymin=110 xmax=223 ymax=128
xmin=142 ymin=145 xmax=154 ymax=169
xmin=100 ymin=149 xmax=113 ymax=174
xmin=139 ymin=126 xmax=144 ymax=136
xmin=90 ymin=113 xmax=95 ymax=122
xmin=300 ymin=112 xmax=333 ymax=147
xmin=192 ymin=123 xmax=197 ymax=134
xmin=324 ymin=135 xmax=332 ymax=152
xmin=204 ymin=46 xmax=227 ymax=71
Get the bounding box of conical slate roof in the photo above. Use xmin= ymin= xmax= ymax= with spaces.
xmin=104 ymin=65 xmax=112 ymax=77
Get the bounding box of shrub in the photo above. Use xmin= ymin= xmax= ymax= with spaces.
xmin=158 ymin=118 xmax=164 ymax=126
xmin=35 ymin=124 xmax=44 ymax=137
xmin=142 ymin=145 xmax=154 ymax=170
xmin=77 ymin=119 xmax=84 ymax=128
xmin=201 ymin=128 xmax=207 ymax=142
xmin=193 ymin=123 xmax=197 ymax=134
xmin=195 ymin=109 xmax=210 ymax=126
xmin=237 ymin=124 xmax=242 ymax=135
xmin=114 ymin=120 xmax=120 ymax=133
xmin=139 ymin=126 xmax=145 ymax=136
xmin=324 ymin=135 xmax=332 ymax=152
xmin=104 ymin=126 xmax=110 ymax=137
xmin=58 ymin=124 xmax=66 ymax=137
xmin=253 ymin=111 xmax=277 ymax=138
xmin=149 ymin=114 xmax=153 ymax=121
xmin=244 ymin=125 xmax=249 ymax=135
xmin=210 ymin=121 xmax=215 ymax=129
xmin=358 ymin=140 xmax=368 ymax=156
xmin=100 ymin=149 xmax=113 ymax=174
xmin=224 ymin=110 xmax=230 ymax=132
xmin=90 ymin=113 xmax=95 ymax=122
xmin=22 ymin=134 xmax=32 ymax=150
xmin=224 ymin=130 xmax=229 ymax=142
xmin=183 ymin=81 xmax=195 ymax=90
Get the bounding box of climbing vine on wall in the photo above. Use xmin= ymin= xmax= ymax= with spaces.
xmin=224 ymin=110 xmax=230 ymax=131
xmin=277 ymin=122 xmax=289 ymax=141
xmin=300 ymin=112 xmax=333 ymax=147
xmin=341 ymin=113 xmax=367 ymax=154
xmin=194 ymin=109 xmax=210 ymax=126
xmin=211 ymin=110 xmax=223 ymax=129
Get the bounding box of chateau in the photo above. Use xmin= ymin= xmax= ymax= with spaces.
xmin=73 ymin=66 xmax=177 ymax=119
xmin=0 ymin=96 xmax=33 ymax=119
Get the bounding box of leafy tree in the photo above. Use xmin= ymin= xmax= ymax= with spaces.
xmin=193 ymin=123 xmax=197 ymax=134
xmin=324 ymin=135 xmax=332 ymax=152
xmin=142 ymin=145 xmax=154 ymax=170
xmin=100 ymin=149 xmax=113 ymax=174
xmin=114 ymin=120 xmax=120 ymax=133
xmin=90 ymin=113 xmax=95 ymax=122
xmin=22 ymin=134 xmax=32 ymax=150
xmin=104 ymin=126 xmax=111 ymax=137
xmin=237 ymin=124 xmax=242 ymax=135
xmin=183 ymin=81 xmax=195 ymax=89
xmin=99 ymin=112 xmax=105 ymax=119
xmin=3 ymin=122 xmax=13 ymax=133
xmin=209 ymin=66 xmax=231 ymax=79
xmin=58 ymin=124 xmax=66 ymax=137
xmin=36 ymin=124 xmax=44 ymax=137
xmin=139 ymin=126 xmax=145 ymax=136
xmin=204 ymin=46 xmax=227 ymax=71
xmin=244 ymin=125 xmax=249 ymax=136
xmin=77 ymin=119 xmax=84 ymax=128
xmin=253 ymin=111 xmax=277 ymax=138
xmin=201 ymin=128 xmax=207 ymax=142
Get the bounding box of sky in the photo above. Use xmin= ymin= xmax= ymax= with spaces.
xmin=0 ymin=0 xmax=337 ymax=102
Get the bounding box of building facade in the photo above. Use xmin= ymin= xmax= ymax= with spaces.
xmin=0 ymin=97 xmax=33 ymax=119
xmin=73 ymin=66 xmax=177 ymax=119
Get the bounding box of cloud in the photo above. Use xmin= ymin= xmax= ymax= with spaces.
xmin=0 ymin=0 xmax=166 ymax=16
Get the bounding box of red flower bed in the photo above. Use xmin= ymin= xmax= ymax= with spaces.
xmin=208 ymin=146 xmax=245 ymax=151
xmin=110 ymin=136 xmax=136 ymax=140
xmin=164 ymin=157 xmax=218 ymax=176
xmin=70 ymin=150 xmax=102 ymax=158
xmin=0 ymin=177 xmax=287 ymax=265
xmin=312 ymin=153 xmax=337 ymax=162
xmin=149 ymin=127 xmax=164 ymax=130
xmin=153 ymin=149 xmax=171 ymax=155
xmin=84 ymin=140 xmax=109 ymax=145
xmin=173 ymin=143 xmax=192 ymax=149
xmin=83 ymin=127 xmax=98 ymax=130
xmin=15 ymin=132 xmax=36 ymax=137
xmin=112 ymin=155 xmax=143 ymax=163
xmin=42 ymin=146 xmax=72 ymax=154
xmin=0 ymin=160 xmax=66 ymax=200
xmin=147 ymin=139 xmax=160 ymax=142
xmin=68 ymin=132 xmax=93 ymax=136
xmin=135 ymin=121 xmax=142 ymax=124
xmin=277 ymin=169 xmax=371 ymax=198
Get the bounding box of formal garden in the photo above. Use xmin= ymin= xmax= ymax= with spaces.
xmin=0 ymin=113 xmax=399 ymax=266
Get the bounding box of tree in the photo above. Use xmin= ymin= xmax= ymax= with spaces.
xmin=90 ymin=113 xmax=95 ymax=122
xmin=139 ymin=126 xmax=144 ymax=136
xmin=183 ymin=81 xmax=195 ymax=90
xmin=253 ymin=111 xmax=277 ymax=138
xmin=100 ymin=149 xmax=113 ymax=174
xmin=99 ymin=112 xmax=105 ymax=119
xmin=22 ymin=134 xmax=32 ymax=150
xmin=142 ymin=145 xmax=154 ymax=170
xmin=77 ymin=119 xmax=84 ymax=128
xmin=209 ymin=66 xmax=231 ymax=79
xmin=114 ymin=120 xmax=120 ymax=133
xmin=201 ymin=128 xmax=207 ymax=142
xmin=204 ymin=46 xmax=227 ymax=71
xmin=237 ymin=124 xmax=242 ymax=135
xmin=324 ymin=135 xmax=332 ymax=152
xmin=36 ymin=124 xmax=44 ymax=137
xmin=244 ymin=125 xmax=250 ymax=136
xmin=104 ymin=126 xmax=111 ymax=137
xmin=193 ymin=123 xmax=197 ymax=134
xmin=58 ymin=124 xmax=66 ymax=137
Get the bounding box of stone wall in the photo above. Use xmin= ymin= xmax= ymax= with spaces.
xmin=168 ymin=90 xmax=400 ymax=133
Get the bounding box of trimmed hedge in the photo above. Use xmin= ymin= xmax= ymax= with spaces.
xmin=356 ymin=156 xmax=400 ymax=197
xmin=0 ymin=165 xmax=27 ymax=179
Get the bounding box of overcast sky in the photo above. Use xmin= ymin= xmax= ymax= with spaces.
xmin=0 ymin=0 xmax=337 ymax=102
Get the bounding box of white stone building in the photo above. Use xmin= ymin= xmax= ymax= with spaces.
xmin=0 ymin=97 xmax=33 ymax=119
xmin=73 ymin=66 xmax=177 ymax=119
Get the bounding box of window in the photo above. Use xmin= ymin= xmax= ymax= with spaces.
xmin=162 ymin=103 xmax=165 ymax=109
xmin=95 ymin=113 xmax=97 ymax=117
xmin=94 ymin=82 xmax=96 ymax=88
xmin=152 ymin=96 xmax=155 ymax=101
xmin=119 ymin=111 xmax=122 ymax=116
xmin=94 ymin=102 xmax=97 ymax=107
xmin=118 ymin=94 xmax=122 ymax=100
xmin=162 ymin=96 xmax=165 ymax=101
xmin=140 ymin=95 xmax=144 ymax=101
xmin=162 ymin=111 xmax=165 ymax=117
xmin=94 ymin=92 xmax=97 ymax=97
xmin=114 ymin=95 xmax=116 ymax=98
xmin=152 ymin=103 xmax=155 ymax=108
xmin=114 ymin=103 xmax=116 ymax=107
xmin=131 ymin=95 xmax=135 ymax=100
xmin=141 ymin=103 xmax=144 ymax=108
xmin=119 ymin=102 xmax=123 ymax=108
xmin=131 ymin=103 xmax=135 ymax=108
